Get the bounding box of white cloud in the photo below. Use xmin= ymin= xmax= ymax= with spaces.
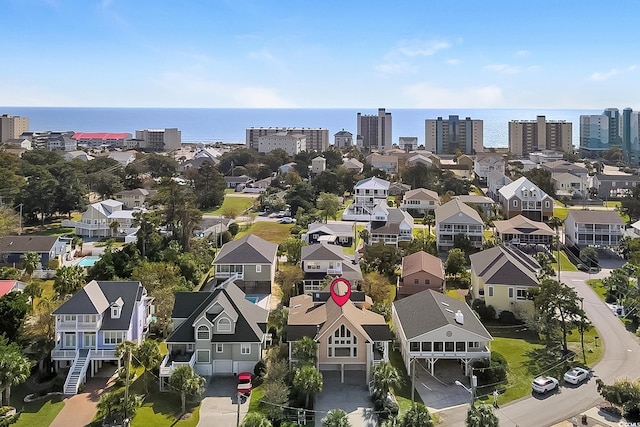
xmin=628 ymin=65 xmax=638 ymax=71
xmin=374 ymin=61 xmax=417 ymax=75
xmin=401 ymin=82 xmax=504 ymax=108
xmin=446 ymin=59 xmax=462 ymax=65
xmin=483 ymin=64 xmax=520 ymax=73
xmin=248 ymin=48 xmax=277 ymax=63
xmin=515 ymin=50 xmax=530 ymax=57
xmin=397 ymin=39 xmax=451 ymax=57
xmin=588 ymin=69 xmax=619 ymax=81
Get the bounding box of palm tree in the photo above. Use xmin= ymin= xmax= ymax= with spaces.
xmin=465 ymin=403 xmax=499 ymax=427
xmin=109 ymin=220 xmax=121 ymax=237
xmin=169 ymin=365 xmax=205 ymax=414
xmin=548 ymin=216 xmax=564 ymax=232
xmin=24 ymin=281 xmax=42 ymax=310
xmin=293 ymin=365 xmax=323 ymax=408
xmin=322 ymin=409 xmax=352 ymax=427
xmin=21 ymin=251 xmax=41 ymax=278
xmin=268 ymin=307 xmax=289 ymax=344
xmin=422 ymin=214 xmax=435 ymax=236
xmin=293 ymin=336 xmax=317 ymax=366
xmin=372 ymin=361 xmax=402 ymax=395
xmin=96 ymin=389 xmax=143 ymax=421
xmin=0 ymin=338 xmax=31 ymax=406
xmin=241 ymin=413 xmax=272 ymax=427
xmin=399 ymin=404 xmax=434 ymax=427
xmin=136 ymin=339 xmax=162 ymax=393
xmin=53 ymin=265 xmax=86 ymax=299
xmin=116 ymin=341 xmax=138 ymax=386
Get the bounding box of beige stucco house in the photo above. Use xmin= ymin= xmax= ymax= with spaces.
xmin=286 ymin=289 xmax=392 ymax=383
xmin=469 ymin=245 xmax=540 ymax=320
xmin=435 ymin=199 xmax=484 ymax=250
xmin=398 ymin=251 xmax=445 ymax=297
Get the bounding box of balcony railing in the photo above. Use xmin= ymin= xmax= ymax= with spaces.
xmin=159 ymin=352 xmax=196 ymax=377
xmin=408 ymin=346 xmax=490 ymax=359
xmin=56 ymin=320 xmax=100 ymax=330
xmin=51 ymin=347 xmax=77 ymax=360
xmin=327 ymin=268 xmax=342 ymax=275
xmin=91 ymin=349 xmax=118 ymax=359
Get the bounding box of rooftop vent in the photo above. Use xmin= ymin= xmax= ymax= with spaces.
xmin=455 ymin=310 xmax=464 ymax=325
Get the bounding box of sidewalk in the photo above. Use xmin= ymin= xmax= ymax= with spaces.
xmin=551 ymin=406 xmax=624 ymax=427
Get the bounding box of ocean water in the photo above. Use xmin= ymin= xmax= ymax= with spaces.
xmin=1 ymin=107 xmax=600 ymax=148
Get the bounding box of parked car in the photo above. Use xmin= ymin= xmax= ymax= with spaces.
xmin=279 ymin=217 xmax=296 ymax=224
xmin=563 ymin=367 xmax=590 ymax=385
xmin=577 ymin=263 xmax=588 ymax=272
xmin=589 ymin=266 xmax=600 ymax=273
xmin=532 ymin=376 xmax=559 ymax=394
xmin=237 ymin=372 xmax=253 ymax=395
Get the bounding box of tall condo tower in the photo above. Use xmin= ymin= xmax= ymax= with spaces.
xmin=356 ymin=108 xmax=392 ymax=153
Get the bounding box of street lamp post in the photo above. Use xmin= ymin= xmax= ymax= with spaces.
xmin=455 ymin=375 xmax=477 ymax=407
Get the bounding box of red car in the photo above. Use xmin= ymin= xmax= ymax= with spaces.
xmin=237 ymin=372 xmax=253 ymax=395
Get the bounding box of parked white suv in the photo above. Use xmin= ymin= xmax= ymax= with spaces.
xmin=532 ymin=376 xmax=559 ymax=394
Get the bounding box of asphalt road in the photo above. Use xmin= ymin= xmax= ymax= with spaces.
xmin=438 ymin=267 xmax=640 ymax=427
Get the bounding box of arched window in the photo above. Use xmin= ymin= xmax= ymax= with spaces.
xmin=217 ymin=317 xmax=231 ymax=332
xmin=327 ymin=324 xmax=357 ymax=358
xmin=197 ymin=325 xmax=210 ymax=340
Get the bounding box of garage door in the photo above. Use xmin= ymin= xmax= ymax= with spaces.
xmin=234 ymin=361 xmax=256 ymax=375
xmin=195 ymin=363 xmax=212 ymax=377
xmin=213 ymin=360 xmax=233 ymax=374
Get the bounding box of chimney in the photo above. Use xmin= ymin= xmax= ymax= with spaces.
xmin=455 ymin=310 xmax=464 ymax=325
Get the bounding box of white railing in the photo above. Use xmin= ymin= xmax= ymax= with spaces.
xmin=215 ymin=273 xmax=241 ymax=289
xmin=327 ymin=268 xmax=342 ymax=275
xmin=159 ymin=352 xmax=196 ymax=377
xmin=408 ymin=347 xmax=490 ymax=359
xmin=61 ymin=220 xmax=108 ymax=230
xmin=214 ymin=271 xmax=244 ymax=280
xmin=91 ymin=349 xmax=118 ymax=359
xmin=51 ymin=347 xmax=77 ymax=359
xmin=56 ymin=321 xmax=100 ymax=330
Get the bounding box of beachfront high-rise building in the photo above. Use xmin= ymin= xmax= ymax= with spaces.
xmin=425 ymin=115 xmax=483 ymax=155
xmin=334 ymin=129 xmax=353 ymax=148
xmin=625 ymin=108 xmax=640 ymax=166
xmin=134 ymin=128 xmax=181 ymax=152
xmin=246 ymin=127 xmax=329 ymax=152
xmin=257 ymin=132 xmax=306 ymax=156
xmin=509 ymin=115 xmax=572 ymax=157
xmin=0 ymin=114 xmax=29 ymax=143
xmin=356 ymin=108 xmax=392 ymax=153
xmin=579 ymin=108 xmax=625 ymax=158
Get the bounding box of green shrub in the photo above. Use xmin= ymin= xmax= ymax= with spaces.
xmin=498 ymin=310 xmax=517 ymax=324
xmin=472 ymin=300 xmax=496 ymax=321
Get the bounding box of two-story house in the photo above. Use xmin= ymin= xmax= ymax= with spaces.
xmin=591 ymin=174 xmax=640 ymax=199
xmin=401 ymin=188 xmax=440 ymax=216
xmin=212 ymin=234 xmax=278 ymax=294
xmin=564 ymin=210 xmax=625 ymax=248
xmin=493 ymin=215 xmax=554 ymax=247
xmin=487 ymin=171 xmax=512 ymax=201
xmin=474 ymin=153 xmax=505 ymax=184
xmin=469 ymin=245 xmax=540 ymax=320
xmin=366 ymin=153 xmax=398 ymax=175
xmin=435 ymin=199 xmax=484 ymax=251
xmin=301 ymin=243 xmax=362 ymax=293
xmin=302 ymin=222 xmax=354 ymax=247
xmin=61 ymin=199 xmax=138 ymax=238
xmin=0 ymin=235 xmax=69 ymax=267
xmin=160 ymin=280 xmax=268 ymax=388
xmin=541 ymin=160 xmax=588 ymax=199
xmin=454 ymin=195 xmax=496 ymax=217
xmin=398 ymin=251 xmax=445 ymax=297
xmin=114 ymin=188 xmax=153 ymax=209
xmin=342 ymin=177 xmax=390 ymax=221
xmin=286 ymin=286 xmax=392 ymax=383
xmin=406 ymin=154 xmax=433 ymax=168
xmin=51 ymin=280 xmax=154 ymax=395
xmin=342 ymin=158 xmax=364 ymax=174
xmin=392 ymin=290 xmax=492 ymax=377
xmin=498 ymin=176 xmax=554 ymax=221
xmin=368 ymin=207 xmax=414 ymax=246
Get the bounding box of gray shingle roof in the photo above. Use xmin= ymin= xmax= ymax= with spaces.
xmin=566 ymin=210 xmax=625 ymax=225
xmin=469 ymin=245 xmax=540 ymax=287
xmin=0 ymin=235 xmax=60 ymax=253
xmin=213 ymin=234 xmax=278 ymax=265
xmin=435 ymin=199 xmax=483 ymax=223
xmin=393 ymin=290 xmax=492 ymax=340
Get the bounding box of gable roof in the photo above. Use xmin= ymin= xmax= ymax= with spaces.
xmin=566 ymin=210 xmax=625 ymax=225
xmin=354 ymin=176 xmax=390 ymax=190
xmin=499 ymin=176 xmax=550 ymax=200
xmin=302 ymin=243 xmax=347 ymax=261
xmin=402 ymin=251 xmax=445 ymax=280
xmin=0 ymin=281 xmax=20 ymax=298
xmin=455 ymin=195 xmax=495 ymax=205
xmin=0 ymin=235 xmax=60 ymax=253
xmin=470 ymin=245 xmax=540 ymax=287
xmin=493 ymin=215 xmax=554 ymax=236
xmin=435 ymin=199 xmax=483 ymax=224
xmin=89 ymin=199 xmax=123 ymax=216
xmin=167 ymin=281 xmax=268 ymax=343
xmin=594 ymin=173 xmax=640 ymax=182
xmin=307 ymin=222 xmax=354 ymax=238
xmin=52 ymin=281 xmax=145 ymax=330
xmin=393 ymin=290 xmax=492 ymax=340
xmin=404 ymin=188 xmax=439 ymax=201
xmin=370 ymin=208 xmax=413 ymax=234
xmin=213 ymin=234 xmax=278 ymax=265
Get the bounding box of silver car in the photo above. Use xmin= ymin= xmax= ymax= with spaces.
xmin=532 ymin=376 xmax=559 ymax=393
xmin=563 ymin=367 xmax=589 ymax=385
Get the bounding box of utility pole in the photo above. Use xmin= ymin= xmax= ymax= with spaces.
xmin=557 ymin=227 xmax=561 ymax=282
xmin=124 ymin=346 xmax=132 ymax=425
xmin=236 ymin=391 xmax=241 ymax=427
xmin=410 ymin=358 xmax=416 ymax=406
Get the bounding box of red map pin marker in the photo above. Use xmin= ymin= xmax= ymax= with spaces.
xmin=330 ymin=278 xmax=351 ymax=307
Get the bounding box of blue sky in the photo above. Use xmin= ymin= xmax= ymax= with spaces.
xmin=2 ymin=0 xmax=640 ymax=109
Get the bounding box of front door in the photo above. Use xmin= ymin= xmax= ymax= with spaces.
xmin=83 ymin=332 xmax=96 ymax=349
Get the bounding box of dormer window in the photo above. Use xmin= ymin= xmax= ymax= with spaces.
xmin=197 ymin=325 xmax=210 ymax=340
xmin=217 ymin=317 xmax=231 ymax=332
xmin=110 ymin=297 xmax=124 ymax=319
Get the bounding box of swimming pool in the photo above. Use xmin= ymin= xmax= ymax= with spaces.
xmin=77 ymin=256 xmax=100 ymax=267
xmin=245 ymin=296 xmax=259 ymax=303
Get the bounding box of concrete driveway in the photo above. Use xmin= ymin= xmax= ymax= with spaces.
xmin=198 ymin=376 xmax=249 ymax=427
xmin=314 ymin=371 xmax=376 ymax=427
xmin=413 ymin=359 xmax=474 ymax=411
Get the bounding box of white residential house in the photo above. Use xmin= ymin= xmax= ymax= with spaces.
xmin=342 ymin=177 xmax=390 ymax=221
xmin=474 ymin=153 xmax=505 ymax=183
xmin=61 ymin=200 xmax=138 ymax=238
xmin=552 ymin=172 xmax=584 ymax=198
xmin=301 ymin=243 xmax=362 ymax=293
xmin=368 ymin=207 xmax=414 ymax=246
xmin=392 ymin=290 xmax=492 ymax=376
xmin=406 ymin=154 xmax=433 ymax=168
xmin=311 ymin=156 xmax=326 ymax=175
xmin=401 ymin=188 xmax=440 ymax=215
xmin=342 ymin=158 xmax=364 ymax=173
xmin=435 ymin=199 xmax=484 ymax=250
xmin=366 ymin=153 xmax=398 ymax=175
xmin=487 ymin=171 xmax=512 ymax=200
xmin=565 ymin=210 xmax=625 ymax=248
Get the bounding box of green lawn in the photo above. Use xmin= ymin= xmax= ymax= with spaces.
xmin=388 ymin=350 xmax=424 ymax=414
xmin=551 ymin=250 xmax=578 ymax=272
xmin=247 ymin=383 xmax=266 ymax=415
xmin=131 ymin=387 xmax=200 ymax=427
xmin=553 ymin=206 xmax=569 ymax=220
xmin=235 ymin=222 xmax=293 ymax=244
xmin=204 ymin=195 xmax=256 ymax=216
xmin=587 ymin=279 xmax=607 ymax=301
xmin=604 ymin=201 xmax=621 ymax=208
xmin=11 ymin=381 xmax=65 ymax=427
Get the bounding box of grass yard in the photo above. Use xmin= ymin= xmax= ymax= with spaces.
xmin=131 ymin=386 xmax=200 ymax=427
xmin=587 ymin=279 xmax=607 ymax=301
xmin=553 ymin=206 xmax=569 ymax=220
xmin=552 ymin=250 xmax=578 ymax=272
xmin=388 ymin=350 xmax=424 ymax=414
xmin=246 ymin=383 xmax=266 ymax=415
xmin=445 ymin=289 xmax=467 ymax=302
xmin=235 ymin=222 xmax=293 ymax=243
xmin=204 ymin=194 xmax=256 ymax=216
xmin=11 ymin=381 xmax=65 ymax=427
xmin=604 ymin=201 xmax=621 ymax=208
